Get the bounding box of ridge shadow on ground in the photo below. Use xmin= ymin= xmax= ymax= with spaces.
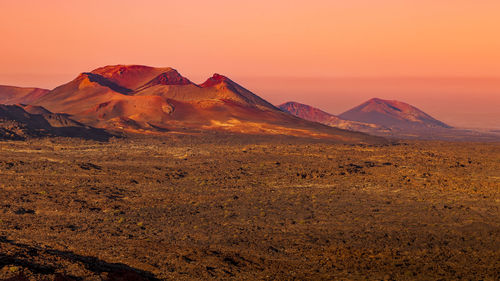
xmin=0 ymin=236 xmax=158 ymax=281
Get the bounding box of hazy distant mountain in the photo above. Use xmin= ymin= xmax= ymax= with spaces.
xmin=339 ymin=98 xmax=452 ymax=130
xmin=278 ymin=101 xmax=389 ymax=134
xmin=0 ymin=65 xmax=383 ymax=143
xmin=0 ymin=85 xmax=50 ymax=105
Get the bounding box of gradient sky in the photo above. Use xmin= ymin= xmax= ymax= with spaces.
xmin=1 ymin=0 xmax=499 ymax=128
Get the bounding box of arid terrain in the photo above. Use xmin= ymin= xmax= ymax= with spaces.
xmin=0 ymin=134 xmax=499 ymax=280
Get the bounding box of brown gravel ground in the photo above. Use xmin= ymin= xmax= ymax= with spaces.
xmin=0 ymin=133 xmax=499 ymax=280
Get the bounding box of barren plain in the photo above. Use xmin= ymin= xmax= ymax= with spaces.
xmin=0 ymin=134 xmax=499 ymax=280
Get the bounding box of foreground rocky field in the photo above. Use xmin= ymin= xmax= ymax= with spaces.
xmin=0 ymin=134 xmax=499 ymax=280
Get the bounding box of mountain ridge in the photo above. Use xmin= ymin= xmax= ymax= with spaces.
xmin=0 ymin=65 xmax=383 ymax=143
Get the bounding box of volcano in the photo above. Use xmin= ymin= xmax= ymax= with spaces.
xmin=0 ymin=65 xmax=383 ymax=143
xmin=339 ymin=98 xmax=451 ymax=130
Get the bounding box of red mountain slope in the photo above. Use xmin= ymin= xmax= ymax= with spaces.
xmin=279 ymin=101 xmax=341 ymax=124
xmin=90 ymin=65 xmax=179 ymax=90
xmin=134 ymin=73 xmax=276 ymax=110
xmin=279 ymin=101 xmax=388 ymax=133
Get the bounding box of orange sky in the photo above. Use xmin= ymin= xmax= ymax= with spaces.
xmin=0 ymin=0 xmax=499 ymax=128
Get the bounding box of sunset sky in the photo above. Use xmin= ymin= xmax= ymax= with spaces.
xmin=1 ymin=0 xmax=499 ymax=128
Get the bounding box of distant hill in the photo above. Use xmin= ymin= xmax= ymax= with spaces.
xmin=278 ymin=101 xmax=389 ymax=134
xmin=0 ymin=85 xmax=50 ymax=105
xmin=339 ymin=98 xmax=451 ymax=130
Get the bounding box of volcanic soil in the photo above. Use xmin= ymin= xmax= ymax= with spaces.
xmin=0 ymin=134 xmax=499 ymax=280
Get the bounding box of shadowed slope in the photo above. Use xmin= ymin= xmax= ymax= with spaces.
xmin=19 ymin=104 xmax=52 ymax=115
xmin=83 ymin=72 xmax=133 ymax=95
xmin=0 ymin=104 xmax=112 ymax=141
xmin=18 ymin=104 xmax=84 ymax=128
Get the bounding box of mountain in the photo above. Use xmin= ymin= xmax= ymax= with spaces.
xmin=0 ymin=104 xmax=112 ymax=141
xmin=0 ymin=65 xmax=383 ymax=143
xmin=339 ymin=98 xmax=451 ymax=130
xmin=278 ymin=101 xmax=389 ymax=134
xmin=0 ymin=85 xmax=50 ymax=105
xmin=279 ymin=100 xmax=496 ymax=141
xmin=279 ymin=101 xmax=342 ymax=124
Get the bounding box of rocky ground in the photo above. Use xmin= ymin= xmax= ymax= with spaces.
xmin=0 ymin=133 xmax=499 ymax=280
